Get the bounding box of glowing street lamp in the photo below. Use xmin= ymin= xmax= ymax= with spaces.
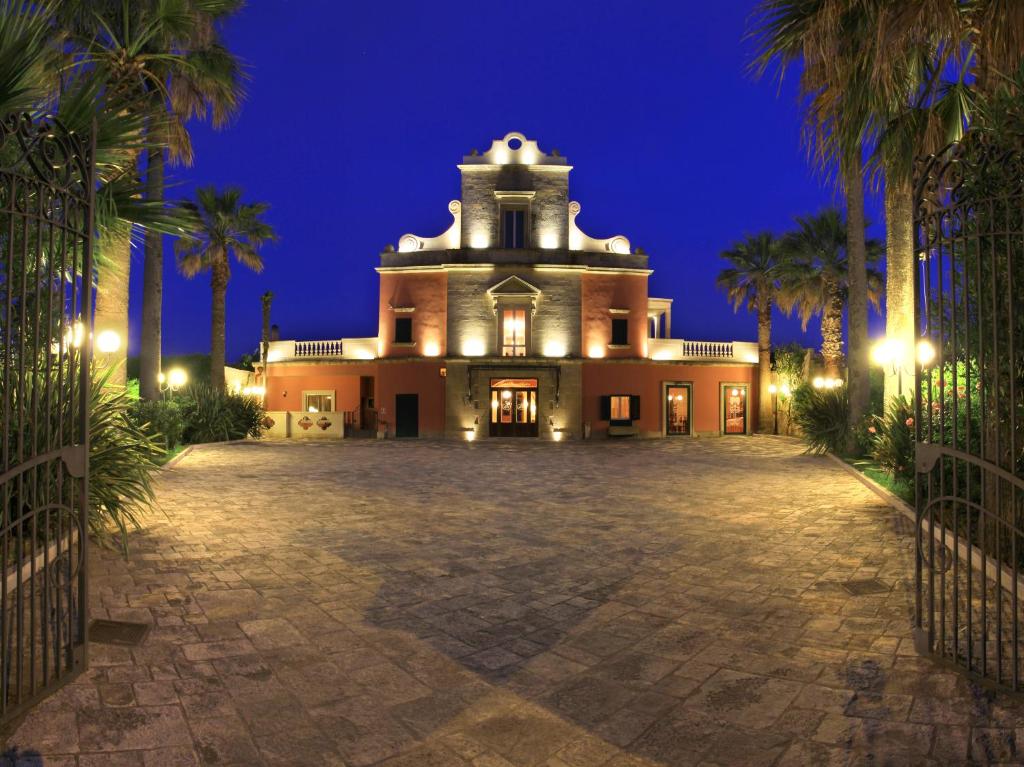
xmin=871 ymin=337 xmax=935 ymax=396
xmin=95 ymin=329 xmax=121 ymax=355
xmin=159 ymin=367 xmax=188 ymax=397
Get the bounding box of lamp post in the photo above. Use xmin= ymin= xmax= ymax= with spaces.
xmin=871 ymin=338 xmax=936 ymax=399
xmin=768 ymin=383 xmax=779 ymax=435
xmin=159 ymin=367 xmax=188 ymax=398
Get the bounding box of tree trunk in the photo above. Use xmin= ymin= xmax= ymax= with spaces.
xmin=757 ymin=289 xmax=773 ymax=433
xmin=820 ymin=278 xmax=845 ymax=376
xmin=139 ymin=146 xmax=164 ymax=400
xmin=261 ymin=292 xmax=272 ymax=361
xmin=92 ymin=236 xmax=130 ymax=388
xmin=884 ymin=174 xmax=916 ymax=403
xmin=210 ymin=259 xmax=228 ymax=391
xmin=845 ymin=159 xmax=871 ymax=447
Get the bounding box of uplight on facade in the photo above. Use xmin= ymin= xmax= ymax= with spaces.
xmin=422 ymin=341 xmax=440 ymax=357
xmin=462 ymin=338 xmax=486 ymax=357
xmin=543 ymin=340 xmax=567 ymax=358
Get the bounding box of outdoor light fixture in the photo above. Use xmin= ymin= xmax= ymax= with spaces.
xmin=768 ymin=384 xmax=778 ymax=395
xmin=916 ymin=339 xmax=937 ymax=367
xmin=422 ymin=341 xmax=440 ymax=357
xmin=542 ymin=340 xmax=567 ymax=358
xmin=95 ymin=329 xmax=121 ymax=354
xmin=871 ymin=336 xmax=927 ymax=395
xmin=461 ymin=338 xmax=485 ymax=357
xmin=159 ymin=367 xmax=188 ymax=397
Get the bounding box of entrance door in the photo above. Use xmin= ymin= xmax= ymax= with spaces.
xmin=395 ymin=394 xmax=419 ymax=438
xmin=489 ymin=378 xmax=539 ymax=437
xmin=665 ymin=384 xmax=691 ymax=435
xmin=721 ymin=385 xmax=748 ymax=435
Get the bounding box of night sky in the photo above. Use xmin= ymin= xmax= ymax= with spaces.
xmin=131 ymin=0 xmax=887 ymax=362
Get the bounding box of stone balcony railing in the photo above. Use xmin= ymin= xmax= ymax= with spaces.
xmin=266 ymin=338 xmax=377 ymax=362
xmin=648 ymin=338 xmax=759 ymax=363
xmin=266 ymin=336 xmax=758 ymax=363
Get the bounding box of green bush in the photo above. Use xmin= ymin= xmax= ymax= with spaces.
xmin=791 ymin=382 xmax=850 ymax=455
xmin=180 ymin=383 xmax=266 ymax=443
xmin=89 ymin=371 xmax=164 ymax=554
xmin=128 ymin=398 xmax=185 ymax=451
xmin=870 ymin=396 xmax=916 ymax=485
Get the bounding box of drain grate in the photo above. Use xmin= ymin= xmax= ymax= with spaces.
xmin=88 ymin=619 xmax=150 ymax=646
xmin=842 ymin=578 xmax=891 ymax=596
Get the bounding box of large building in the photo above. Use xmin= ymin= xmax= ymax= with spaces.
xmin=261 ymin=133 xmax=759 ymax=440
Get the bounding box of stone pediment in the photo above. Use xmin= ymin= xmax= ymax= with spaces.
xmin=487 ymin=275 xmax=541 ymax=297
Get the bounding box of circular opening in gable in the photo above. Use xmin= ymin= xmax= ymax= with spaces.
xmin=507 ymin=136 xmax=523 ymax=150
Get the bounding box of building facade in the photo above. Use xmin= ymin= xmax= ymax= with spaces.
xmin=261 ymin=133 xmax=759 ymax=440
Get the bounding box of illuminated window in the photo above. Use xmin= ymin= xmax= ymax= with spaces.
xmin=502 ymin=308 xmax=527 ymax=356
xmin=502 ymin=208 xmax=527 ymax=248
xmin=600 ymin=394 xmax=638 ymax=423
xmin=394 ymin=317 xmax=413 ymax=344
xmin=302 ymin=391 xmax=334 ymax=413
xmin=610 ymin=395 xmax=631 ymax=420
xmin=611 ymin=318 xmax=629 ymax=346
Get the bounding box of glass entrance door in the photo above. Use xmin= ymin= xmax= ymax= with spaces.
xmin=490 ymin=378 xmax=538 ymax=437
xmin=722 ymin=385 xmax=748 ymax=435
xmin=665 ymin=384 xmax=691 ymax=435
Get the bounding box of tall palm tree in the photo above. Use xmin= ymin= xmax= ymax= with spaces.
xmin=778 ymin=209 xmax=884 ymax=376
xmin=177 ymin=186 xmax=276 ymax=390
xmin=140 ymin=1 xmax=246 ymax=401
xmin=56 ymin=0 xmax=245 ymax=392
xmin=260 ymin=290 xmax=273 ymax=360
xmin=717 ymin=232 xmax=786 ymax=432
xmin=749 ymin=0 xmax=876 ymax=438
xmin=0 ymin=1 xmax=196 ymax=337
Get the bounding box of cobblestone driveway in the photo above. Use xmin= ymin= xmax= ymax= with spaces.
xmin=5 ymin=437 xmax=1023 ymax=766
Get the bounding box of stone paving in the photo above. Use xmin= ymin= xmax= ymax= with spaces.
xmin=4 ymin=436 xmax=1024 ymax=766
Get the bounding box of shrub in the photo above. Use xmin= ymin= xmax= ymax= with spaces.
xmin=180 ymin=383 xmax=266 ymax=443
xmin=791 ymin=382 xmax=850 ymax=455
xmin=128 ymin=398 xmax=185 ymax=451
xmin=870 ymin=396 xmax=916 ymax=485
xmin=89 ymin=371 xmax=164 ymax=554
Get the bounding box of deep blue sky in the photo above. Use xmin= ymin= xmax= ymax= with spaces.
xmin=130 ymin=0 xmax=886 ymax=361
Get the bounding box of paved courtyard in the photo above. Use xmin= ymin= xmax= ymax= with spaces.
xmin=4 ymin=437 xmax=1023 ymax=766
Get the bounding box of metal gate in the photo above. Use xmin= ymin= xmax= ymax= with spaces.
xmin=914 ymin=130 xmax=1024 ymax=689
xmin=0 ymin=113 xmax=94 ymax=723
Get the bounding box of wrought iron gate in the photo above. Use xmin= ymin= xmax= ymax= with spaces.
xmin=0 ymin=113 xmax=94 ymax=724
xmin=914 ymin=130 xmax=1024 ymax=689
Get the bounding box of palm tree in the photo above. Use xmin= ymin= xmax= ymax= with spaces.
xmin=56 ymin=0 xmax=245 ymax=393
xmin=0 ymin=1 xmax=196 ymax=343
xmin=139 ymin=1 xmax=246 ymax=400
xmin=177 ymin=187 xmax=277 ymax=390
xmin=260 ymin=290 xmax=274 ymax=360
xmin=777 ymin=209 xmax=883 ymax=376
xmin=717 ymin=232 xmax=786 ymax=432
xmin=749 ymin=0 xmax=876 ymax=439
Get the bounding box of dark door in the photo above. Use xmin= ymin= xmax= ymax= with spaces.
xmin=489 ymin=378 xmax=539 ymax=437
xmin=395 ymin=394 xmax=419 ymax=438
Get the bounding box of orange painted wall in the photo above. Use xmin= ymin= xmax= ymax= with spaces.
xmin=378 ymin=272 xmax=447 ymax=358
xmin=581 ymin=362 xmax=759 ymax=435
xmin=377 ymin=360 xmax=447 ymax=436
xmin=265 ymin=362 xmax=377 ymax=414
xmin=581 ymin=273 xmax=649 ymax=359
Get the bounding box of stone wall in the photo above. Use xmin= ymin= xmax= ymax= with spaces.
xmin=460 ymin=166 xmax=569 ymax=249
xmin=446 ymin=267 xmax=581 ymax=357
